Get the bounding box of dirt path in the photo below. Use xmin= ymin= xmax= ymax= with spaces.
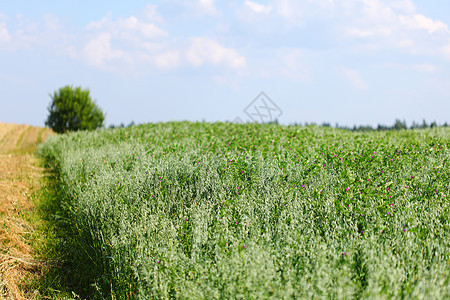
xmin=0 ymin=123 xmax=54 ymax=299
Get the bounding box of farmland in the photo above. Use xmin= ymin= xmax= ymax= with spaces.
xmin=38 ymin=122 xmax=450 ymax=299
xmin=0 ymin=123 xmax=54 ymax=299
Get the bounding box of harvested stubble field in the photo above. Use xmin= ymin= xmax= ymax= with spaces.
xmin=38 ymin=122 xmax=450 ymax=299
xmin=0 ymin=123 xmax=54 ymax=299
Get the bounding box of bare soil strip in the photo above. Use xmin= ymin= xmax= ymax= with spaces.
xmin=0 ymin=123 xmax=54 ymax=299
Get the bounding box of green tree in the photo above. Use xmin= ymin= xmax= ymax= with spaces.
xmin=45 ymin=85 xmax=105 ymax=133
xmin=393 ymin=119 xmax=407 ymax=131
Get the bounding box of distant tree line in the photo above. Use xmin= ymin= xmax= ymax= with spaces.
xmin=109 ymin=121 xmax=137 ymax=129
xmin=293 ymin=119 xmax=448 ymax=132
xmin=107 ymin=119 xmax=449 ymax=131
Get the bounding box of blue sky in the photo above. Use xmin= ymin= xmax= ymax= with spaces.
xmin=1 ymin=0 xmax=450 ymax=127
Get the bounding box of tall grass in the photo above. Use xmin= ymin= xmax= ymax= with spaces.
xmin=38 ymin=122 xmax=450 ymax=299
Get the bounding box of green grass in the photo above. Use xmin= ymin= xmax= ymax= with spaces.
xmin=37 ymin=122 xmax=450 ymax=299
xmin=20 ymin=158 xmax=82 ymax=299
xmin=36 ymin=127 xmax=46 ymax=145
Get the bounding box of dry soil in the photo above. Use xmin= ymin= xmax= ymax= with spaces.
xmin=0 ymin=123 xmax=54 ymax=299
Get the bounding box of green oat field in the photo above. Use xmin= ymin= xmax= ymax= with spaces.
xmin=38 ymin=122 xmax=450 ymax=299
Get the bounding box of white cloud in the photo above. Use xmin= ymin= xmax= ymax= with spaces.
xmin=197 ymin=0 xmax=219 ymax=16
xmin=43 ymin=14 xmax=62 ymax=32
xmin=118 ymin=16 xmax=167 ymax=38
xmin=400 ymin=14 xmax=449 ymax=34
xmin=410 ymin=64 xmax=439 ymax=73
xmin=244 ymin=1 xmax=272 ymax=14
xmin=80 ymin=13 xmax=175 ymax=70
xmin=337 ymin=0 xmax=450 ymax=60
xmin=2 ymin=1 xmax=450 ymax=78
xmin=0 ymin=15 xmax=56 ymax=51
xmin=390 ymin=0 xmax=415 ymax=14
xmin=0 ymin=10 xmax=243 ymax=73
xmin=141 ymin=41 xmax=165 ymax=53
xmin=360 ymin=0 xmax=397 ymax=22
xmin=342 ymin=68 xmax=369 ymax=90
xmin=0 ymin=12 xmax=8 ymax=23
xmin=273 ymin=0 xmax=335 ymax=22
xmin=86 ymin=14 xmax=167 ymax=40
xmin=142 ymin=5 xmax=164 ymax=23
xmin=83 ymin=33 xmax=125 ymax=67
xmin=186 ymin=38 xmax=246 ymax=69
xmin=345 ymin=26 xmax=392 ymax=38
xmin=154 ymin=50 xmax=180 ymax=69
xmin=440 ymin=44 xmax=450 ymax=61
xmin=274 ymin=0 xmax=303 ymax=24
xmin=0 ymin=22 xmax=11 ymax=44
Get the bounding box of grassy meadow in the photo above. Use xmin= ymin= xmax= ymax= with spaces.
xmin=38 ymin=122 xmax=450 ymax=299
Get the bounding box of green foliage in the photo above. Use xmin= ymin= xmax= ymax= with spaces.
xmin=38 ymin=122 xmax=450 ymax=299
xmin=45 ymin=85 xmax=105 ymax=133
